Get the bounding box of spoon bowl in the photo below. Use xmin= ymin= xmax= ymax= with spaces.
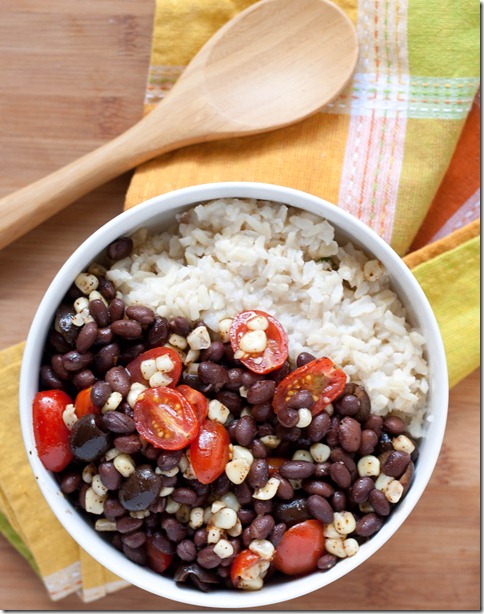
xmin=0 ymin=0 xmax=358 ymax=249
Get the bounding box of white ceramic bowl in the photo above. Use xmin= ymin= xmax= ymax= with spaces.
xmin=20 ymin=182 xmax=448 ymax=608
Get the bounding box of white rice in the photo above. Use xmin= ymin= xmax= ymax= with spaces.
xmin=106 ymin=199 xmax=429 ymax=437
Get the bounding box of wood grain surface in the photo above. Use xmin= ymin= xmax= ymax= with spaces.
xmin=0 ymin=1 xmax=480 ymax=610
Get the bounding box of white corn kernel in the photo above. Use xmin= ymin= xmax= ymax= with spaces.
xmin=208 ymin=399 xmax=231 ymax=424
xmin=249 ymin=539 xmax=275 ymax=561
xmin=84 ymin=487 xmax=107 ymax=515
xmin=375 ymin=472 xmax=394 ymax=492
xmin=159 ymin=486 xmax=174 ymax=497
xmin=127 ymin=383 xmax=147 ymax=408
xmin=247 ymin=315 xmax=269 ymax=331
xmin=207 ymin=526 xmax=224 ymax=544
xmin=185 ymin=361 xmax=200 ymax=375
xmin=189 ymin=507 xmax=205 ymax=529
xmin=238 ymin=385 xmax=249 ymax=398
xmin=325 ymin=402 xmax=334 ymax=416
xmin=232 ymin=445 xmax=254 ymax=466
xmin=165 ymin=497 xmax=180 ymax=514
xmin=176 ymin=504 xmax=191 ymax=524
xmin=180 ymin=450 xmax=196 ymax=480
xmin=385 ymin=479 xmax=404 ymax=503
xmin=343 ymin=538 xmax=360 ymax=557
xmin=105 ymin=447 xmax=121 ymax=461
xmin=364 ymin=259 xmax=385 ymax=282
xmin=253 ymin=477 xmax=280 ymax=500
xmin=392 ymin=434 xmax=416 ymax=454
xmin=184 ymin=348 xmax=200 ymax=365
xmin=322 ymin=522 xmax=341 ymax=538
xmin=203 ymin=506 xmax=213 ymax=525
xmin=259 ymin=435 xmax=281 ymax=449
xmin=94 ymin=518 xmax=117 ymax=531
xmin=218 ymin=318 xmax=233 ymax=343
xmin=164 ymin=343 xmax=186 ymax=362
xmin=325 ymin=537 xmax=347 ymax=558
xmin=62 ymin=404 xmax=78 ymax=430
xmin=240 ymin=558 xmax=270 ymax=581
xmin=169 ymin=333 xmax=188 ymax=350
xmin=310 ymin=442 xmax=331 ymax=463
xmin=296 ymin=407 xmax=312 ymax=428
xmin=334 ymin=511 xmax=356 ymax=535
xmin=178 ymin=454 xmax=189 ymax=473
xmin=239 ymin=407 xmax=251 ymax=417
xmin=75 ymin=272 xmax=99 ymax=295
xmin=82 ymin=463 xmax=97 ymax=484
xmin=225 ymin=459 xmax=251 ymax=484
xmin=239 ymin=330 xmax=267 ymax=354
xmin=92 ymin=474 xmax=108 ymax=497
xmin=359 ymin=501 xmax=375 ymax=513
xmin=227 ymin=517 xmax=243 ymax=537
xmin=140 ymin=359 xmax=157 ymax=380
xmin=74 ymin=296 xmax=90 ymax=313
xmin=102 ymin=391 xmax=123 ymax=413
xmin=237 ymin=577 xmax=264 ymax=591
xmin=149 ymin=371 xmax=173 ymax=388
xmin=155 ymin=354 xmax=175 ymax=373
xmin=87 ymin=262 xmax=106 ymax=277
xmin=220 ymin=491 xmax=241 ymax=512
xmin=292 ymin=449 xmax=314 ymax=463
xmin=212 ymin=507 xmax=238 ymax=530
xmin=213 ymin=539 xmax=234 ymax=559
xmin=187 ymin=326 xmax=211 ymax=350
xmin=211 ymin=500 xmax=226 ymax=514
xmin=289 ymin=478 xmax=303 ymax=490
xmin=88 ymin=290 xmax=108 ymax=306
xmin=157 ymin=466 xmax=179 ymax=478
xmin=357 ymin=455 xmax=381 ymax=477
xmin=113 ymin=453 xmax=136 ymax=478
xmin=130 ymin=510 xmax=150 ymax=519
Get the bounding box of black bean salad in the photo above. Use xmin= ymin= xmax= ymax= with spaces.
xmin=33 ymin=236 xmax=419 ymax=593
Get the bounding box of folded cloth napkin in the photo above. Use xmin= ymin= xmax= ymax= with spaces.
xmin=0 ymin=0 xmax=479 ymax=602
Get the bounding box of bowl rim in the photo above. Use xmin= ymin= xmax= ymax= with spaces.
xmin=19 ymin=181 xmax=449 ymax=608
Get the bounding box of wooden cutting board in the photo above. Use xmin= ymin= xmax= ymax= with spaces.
xmin=0 ymin=1 xmax=479 ymax=610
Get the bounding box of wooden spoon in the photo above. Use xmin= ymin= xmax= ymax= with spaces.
xmin=0 ymin=0 xmax=358 ymax=249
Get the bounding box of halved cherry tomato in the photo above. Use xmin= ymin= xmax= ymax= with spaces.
xmin=273 ymin=520 xmax=325 ymax=576
xmin=33 ymin=390 xmax=74 ymax=472
xmin=146 ymin=536 xmax=173 ymax=574
xmin=176 ymin=384 xmax=208 ymax=424
xmin=74 ymin=387 xmax=100 ymax=418
xmin=272 ymin=357 xmax=347 ymax=416
xmin=230 ymin=549 xmax=266 ymax=589
xmin=190 ymin=419 xmax=230 ymax=484
xmin=126 ymin=346 xmax=182 ymax=387
xmin=230 ymin=310 xmax=288 ymax=374
xmin=133 ymin=386 xmax=199 ymax=450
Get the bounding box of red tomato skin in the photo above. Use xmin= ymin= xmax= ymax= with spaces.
xmin=230 ymin=310 xmax=288 ymax=374
xmin=134 ymin=386 xmax=199 ymax=451
xmin=230 ymin=549 xmax=263 ymax=588
xmin=33 ymin=390 xmax=74 ymax=472
xmin=74 ymin=387 xmax=100 ymax=418
xmin=126 ymin=346 xmax=182 ymax=387
xmin=190 ymin=420 xmax=230 ymax=484
xmin=273 ymin=520 xmax=325 ymax=576
xmin=146 ymin=537 xmax=173 ymax=574
xmin=176 ymin=384 xmax=208 ymax=424
xmin=272 ymin=357 xmax=347 ymax=416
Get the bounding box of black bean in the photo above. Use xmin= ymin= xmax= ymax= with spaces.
xmin=240 ymin=370 xmax=264 ymax=388
xmin=331 ymin=491 xmax=347 ymax=512
xmin=162 ymin=517 xmax=188 ymax=542
xmin=108 ymin=298 xmax=126 ymax=322
xmin=54 ymin=304 xmax=79 ymax=345
xmin=157 ymin=450 xmax=183 ymax=472
xmin=216 ymin=391 xmax=243 ymax=415
xmin=274 ymin=498 xmax=310 ymax=527
xmin=349 ymin=476 xmax=375 ymax=504
xmin=307 ymin=494 xmax=334 ymax=524
xmin=359 ymin=429 xmax=379 ymax=456
xmin=253 ymin=499 xmax=273 ymax=516
xmin=276 ymin=405 xmax=299 ymax=428
xmin=69 ymin=414 xmax=110 ymax=462
xmin=376 ymin=431 xmax=394 ymax=455
xmin=169 ymin=316 xmax=192 ymax=337
xmin=325 ymin=416 xmax=340 ymax=447
xmin=194 ymin=528 xmax=208 ymax=547
xmin=102 ymin=411 xmax=135 ymax=434
xmin=90 ymin=299 xmax=110 ymax=328
xmin=251 ymin=402 xmax=274 ymax=422
xmin=269 ymin=523 xmax=287 ymax=547
xmin=302 ymin=479 xmax=334 ymax=498
xmin=171 ymin=487 xmax=198 ymax=506
xmin=279 ymin=460 xmax=315 ymax=480
xmin=246 ymin=380 xmax=276 ymax=405
xmin=98 ymin=461 xmax=122 ymax=490
xmin=90 ymin=380 xmax=112 ymax=407
xmin=118 ymin=465 xmax=162 ymax=512
xmin=59 ymin=471 xmax=81 ymax=494
xmin=141 ymin=440 xmax=161 ymax=461
xmin=105 ymin=366 xmax=131 ymax=397
xmin=287 ymin=389 xmax=315 ymax=410
xmin=249 ymin=515 xmax=275 ymax=540
xmin=383 ymin=415 xmax=406 ymax=435
xmin=103 ymin=497 xmax=126 ymax=518
xmin=147 ymin=316 xmax=169 ymax=348
xmin=40 ymin=365 xmax=65 ymax=389
xmin=97 ymin=275 xmax=117 ymax=301
xmin=113 ymin=433 xmax=142 ymax=454
xmin=382 ymin=450 xmax=411 ymax=478
xmin=268 ymin=361 xmax=290 ymax=384
xmin=212 ymin=473 xmax=231 ymax=497
xmin=76 ymin=321 xmax=99 ymax=353
xmin=107 ymin=237 xmax=133 ymax=261
xmin=93 ymin=343 xmax=120 ymax=373
xmin=246 ymin=459 xmax=269 ymax=489
xmin=235 ymin=415 xmax=257 ymax=446
xmin=335 ymin=393 xmax=360 ymax=416
xmin=275 ymin=475 xmax=294 ymax=501
xmin=122 ymin=543 xmax=146 ymax=566
xmin=330 ymin=447 xmax=357 ymax=474
xmin=364 ymin=414 xmax=384 ymax=436
xmin=330 ymin=462 xmax=352 ymax=488
xmin=317 ymin=554 xmax=338 ymax=571
xmin=200 ymin=341 xmax=225 ymax=363
xmin=177 ymin=540 xmax=197 ymax=562
xmin=72 ymin=369 xmax=97 ymax=390
xmin=116 ymin=516 xmax=144 ymax=534
xmin=250 ymin=439 xmax=268 ymax=459
xmin=238 ymin=508 xmax=257 ymax=525
xmin=369 ymin=488 xmax=391 ymax=516
xmin=296 ymin=352 xmax=316 ymax=367
xmin=198 ymin=361 xmax=229 ymax=391
xmin=313 ymin=461 xmax=331 ymax=478
xmin=48 ymin=329 xmax=72 ymax=354
xmin=50 ymin=354 xmax=70 ymax=380
xmin=197 ymin=545 xmax=221 ymax=569
xmin=122 ymin=531 xmax=146 ymax=549
xmin=110 ymin=319 xmax=142 ymax=339
xmin=62 ymin=350 xmax=93 ymax=372
xmin=338 ymin=416 xmax=362 ymax=452
xmin=126 ymin=305 xmax=155 ymax=325
xmin=224 ymin=368 xmax=244 ymax=391
xmin=355 ymin=513 xmax=383 ymax=537
xmin=95 ymin=326 xmax=113 ymax=346
xmin=242 ymin=527 xmax=252 ymax=548
xmin=149 ymin=532 xmax=175 ymax=555
xmin=233 ymin=482 xmax=252 ymax=506
xmin=119 ymin=343 xmax=145 ymax=364
xmin=149 ymin=498 xmax=166 ymax=514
